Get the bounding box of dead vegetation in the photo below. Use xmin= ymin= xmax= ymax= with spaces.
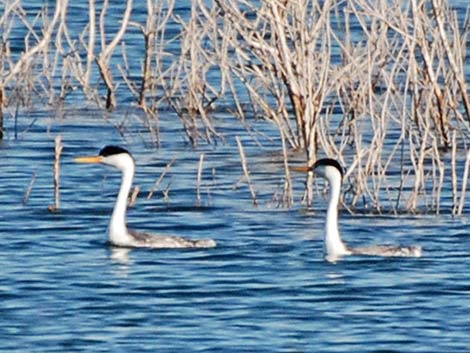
xmin=1 ymin=0 xmax=470 ymax=214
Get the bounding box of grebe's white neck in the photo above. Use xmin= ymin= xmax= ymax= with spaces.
xmin=323 ymin=169 xmax=350 ymax=258
xmin=310 ymin=160 xmax=350 ymax=260
xmin=105 ymin=153 xmax=135 ymax=246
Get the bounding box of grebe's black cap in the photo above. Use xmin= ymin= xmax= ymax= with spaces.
xmin=313 ymin=158 xmax=344 ymax=178
xmin=99 ymin=145 xmax=131 ymax=157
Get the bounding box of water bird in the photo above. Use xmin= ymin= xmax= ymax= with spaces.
xmin=75 ymin=145 xmax=216 ymax=249
xmin=293 ymin=158 xmax=422 ymax=261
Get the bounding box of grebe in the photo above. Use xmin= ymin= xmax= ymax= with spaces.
xmin=75 ymin=145 xmax=216 ymax=249
xmin=293 ymin=158 xmax=421 ymax=261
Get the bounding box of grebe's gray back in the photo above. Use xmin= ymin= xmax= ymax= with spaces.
xmin=75 ymin=145 xmax=216 ymax=249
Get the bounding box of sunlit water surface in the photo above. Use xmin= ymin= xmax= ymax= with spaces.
xmin=2 ymin=1 xmax=470 ymax=352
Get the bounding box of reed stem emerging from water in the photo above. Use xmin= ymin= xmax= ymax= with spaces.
xmin=48 ymin=135 xmax=63 ymax=213
xmin=236 ymin=136 xmax=258 ymax=206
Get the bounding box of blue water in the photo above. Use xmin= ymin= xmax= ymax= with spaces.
xmin=1 ymin=110 xmax=470 ymax=352
xmin=2 ymin=1 xmax=470 ymax=352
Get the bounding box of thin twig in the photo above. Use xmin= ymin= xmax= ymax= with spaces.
xmin=147 ymin=157 xmax=176 ymax=199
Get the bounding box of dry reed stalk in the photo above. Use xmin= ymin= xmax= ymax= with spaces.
xmin=451 ymin=132 xmax=458 ymax=215
xmin=2 ymin=0 xmax=470 ymax=213
xmin=334 ymin=0 xmax=470 ymax=213
xmin=279 ymin=127 xmax=293 ymax=207
xmin=0 ymin=87 xmax=3 ymax=139
xmin=163 ymin=0 xmax=225 ymax=145
xmin=128 ymin=185 xmax=140 ymax=208
xmin=123 ymin=0 xmax=175 ymax=111
xmin=235 ymin=136 xmax=257 ymax=205
xmin=143 ymin=109 xmax=160 ymax=148
xmin=162 ymin=181 xmax=172 ymax=203
xmin=147 ymin=157 xmax=176 ymax=200
xmin=85 ymin=0 xmax=96 ymax=88
xmin=196 ymin=153 xmax=204 ymax=207
xmin=408 ymin=127 xmax=429 ymax=212
xmin=457 ymin=149 xmax=470 ymax=215
xmin=216 ymin=0 xmax=334 ymax=153
xmin=48 ymin=134 xmax=63 ymax=212
xmin=137 ymin=0 xmax=157 ymax=109
xmin=432 ymin=0 xmax=470 ymax=125
xmin=215 ymin=0 xmax=338 ymax=203
xmin=23 ymin=172 xmax=37 ymax=206
xmin=3 ymin=1 xmax=64 ymax=87
xmin=97 ymin=0 xmax=133 ymax=110
xmin=431 ymin=140 xmax=444 ymax=214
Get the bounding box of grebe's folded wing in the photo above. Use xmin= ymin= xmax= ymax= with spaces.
xmin=351 ymin=244 xmax=422 ymax=257
xmin=128 ymin=229 xmax=216 ymax=249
